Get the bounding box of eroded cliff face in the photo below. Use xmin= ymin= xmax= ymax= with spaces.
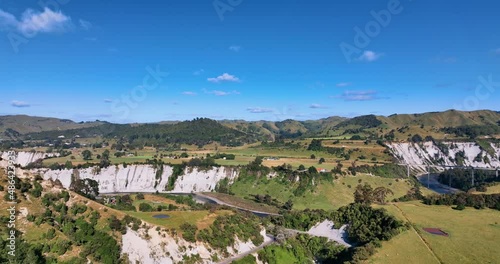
xmin=0 ymin=151 xmax=59 ymax=167
xmin=38 ymin=165 xmax=239 ymax=194
xmin=388 ymin=141 xmax=500 ymax=173
xmin=122 ymin=227 xmax=269 ymax=264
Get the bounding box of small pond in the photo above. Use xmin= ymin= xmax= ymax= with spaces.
xmin=152 ymin=214 xmax=170 ymax=219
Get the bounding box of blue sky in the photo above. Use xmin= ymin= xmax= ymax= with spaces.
xmin=1 ymin=0 xmax=499 ymax=123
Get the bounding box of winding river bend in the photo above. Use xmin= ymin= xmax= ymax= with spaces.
xmin=98 ymin=192 xmax=279 ymax=217
xmin=417 ymin=173 xmax=460 ymax=194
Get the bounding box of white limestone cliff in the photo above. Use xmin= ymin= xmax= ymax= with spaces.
xmin=122 ymin=226 xmax=270 ymax=264
xmin=0 ymin=151 xmax=59 ymax=167
xmin=38 ymin=165 xmax=239 ymax=194
xmin=388 ymin=141 xmax=500 ymax=173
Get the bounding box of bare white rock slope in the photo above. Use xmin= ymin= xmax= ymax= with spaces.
xmin=0 ymin=151 xmax=59 ymax=167
xmin=389 ymin=142 xmax=500 ymax=173
xmin=122 ymin=226 xmax=269 ymax=264
xmin=39 ymin=165 xmax=239 ymax=194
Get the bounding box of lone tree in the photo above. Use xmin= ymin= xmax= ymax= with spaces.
xmin=372 ymin=187 xmax=394 ymax=204
xmin=283 ymin=199 xmax=293 ymax=210
xmin=82 ymin=150 xmax=92 ymax=160
xmin=354 ymin=183 xmax=374 ymax=205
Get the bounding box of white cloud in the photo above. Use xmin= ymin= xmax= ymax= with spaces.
xmin=207 ymin=73 xmax=240 ymax=83
xmin=358 ymin=50 xmax=382 ymax=62
xmin=246 ymin=107 xmax=273 ymax=113
xmin=229 ymin=45 xmax=241 ymax=52
xmin=11 ymin=100 xmax=30 ymax=107
xmin=182 ymin=91 xmax=197 ymax=96
xmin=79 ymin=19 xmax=92 ymax=30
xmin=193 ymin=69 xmax=204 ymax=75
xmin=0 ymin=8 xmax=72 ymax=35
xmin=309 ymin=103 xmax=328 ymax=109
xmin=204 ymin=89 xmax=240 ymax=96
xmin=336 ymin=82 xmax=352 ymax=87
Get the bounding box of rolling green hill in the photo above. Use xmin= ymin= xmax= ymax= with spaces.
xmin=0 ymin=115 xmax=104 ymax=140
xmin=24 ymin=118 xmax=253 ymax=147
xmin=3 ymin=110 xmax=499 ymax=145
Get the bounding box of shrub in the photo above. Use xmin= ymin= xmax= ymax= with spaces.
xmin=138 ymin=202 xmax=154 ymax=212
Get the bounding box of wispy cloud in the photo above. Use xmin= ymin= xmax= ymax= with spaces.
xmin=84 ymin=37 xmax=97 ymax=42
xmin=203 ymin=89 xmax=240 ymax=96
xmin=358 ymin=50 xmax=382 ymax=62
xmin=229 ymin=45 xmax=241 ymax=52
xmin=207 ymin=73 xmax=240 ymax=83
xmin=358 ymin=51 xmax=382 ymax=62
xmin=246 ymin=107 xmax=273 ymax=113
xmin=193 ymin=69 xmax=204 ymax=75
xmin=332 ymin=90 xmax=386 ymax=101
xmin=492 ymin=48 xmax=500 ymax=55
xmin=108 ymin=47 xmax=118 ymax=53
xmin=182 ymin=91 xmax=197 ymax=96
xmin=11 ymin=100 xmax=30 ymax=107
xmin=0 ymin=8 xmax=72 ymax=35
xmin=309 ymin=103 xmax=328 ymax=109
xmin=336 ymin=82 xmax=352 ymax=87
xmin=104 ymin=99 xmax=113 ymax=103
xmin=79 ymin=19 xmax=91 ymax=30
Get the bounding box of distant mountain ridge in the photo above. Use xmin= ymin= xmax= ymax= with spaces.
xmin=0 ymin=115 xmax=105 ymax=140
xmin=1 ymin=109 xmax=499 ymax=142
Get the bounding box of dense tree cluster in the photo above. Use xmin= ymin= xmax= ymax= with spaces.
xmin=438 ymin=168 xmax=499 ymax=191
xmin=335 ymin=115 xmax=382 ymax=129
xmin=26 ymin=118 xmax=254 ymax=148
xmin=351 ymin=164 xmax=407 ymax=178
xmin=197 ymin=213 xmax=264 ymax=255
xmin=334 ymin=204 xmax=405 ymax=245
xmin=423 ymin=193 xmax=500 ymax=210
xmin=258 ymin=235 xmax=346 ymax=264
xmin=441 ymin=125 xmax=500 ymax=139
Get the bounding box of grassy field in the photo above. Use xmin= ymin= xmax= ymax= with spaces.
xmin=371 ymin=201 xmax=500 ymax=264
xmin=132 ymin=194 xmax=189 ymax=210
xmin=37 ymin=137 xmax=395 ymax=173
xmin=472 ymin=184 xmax=500 ymax=194
xmin=230 ymin=173 xmax=419 ymax=211
xmin=126 ymin=210 xmax=232 ymax=230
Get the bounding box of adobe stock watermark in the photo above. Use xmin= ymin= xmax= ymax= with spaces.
xmin=340 ymin=0 xmax=410 ymax=63
xmin=110 ymin=65 xmax=168 ymax=120
xmin=5 ymin=151 xmax=18 ymax=260
xmin=7 ymin=0 xmax=72 ymax=53
xmin=213 ymin=0 xmax=243 ymax=21
xmin=454 ymin=74 xmax=499 ymax=111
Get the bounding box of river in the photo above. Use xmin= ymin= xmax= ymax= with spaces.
xmin=417 ymin=173 xmax=460 ymax=194
xmin=98 ymin=192 xmax=278 ymax=217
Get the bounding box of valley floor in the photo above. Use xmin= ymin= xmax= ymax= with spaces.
xmin=371 ymin=201 xmax=500 ymax=264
